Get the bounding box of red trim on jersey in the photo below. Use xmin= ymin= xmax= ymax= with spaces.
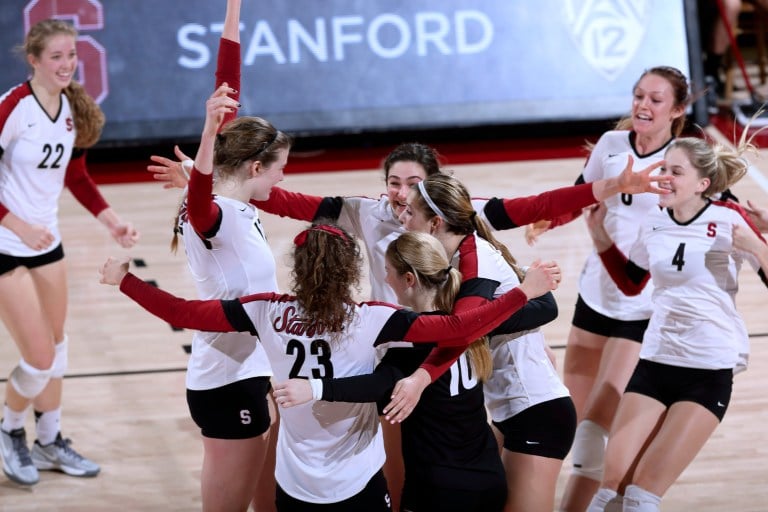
xmin=501 ymin=182 xmax=595 ymax=227
xmin=0 ymin=84 xmax=31 ymax=221
xmin=253 ymin=186 xmax=322 ymax=221
xmin=65 ymin=151 xmax=109 ymax=217
xmin=598 ymin=243 xmax=649 ymax=296
xmin=420 ymin=234 xmax=490 ymax=381
xmin=187 ymin=167 xmax=219 ymax=234
xmin=713 ymin=199 xmax=768 ymax=243
xmin=216 ymin=38 xmax=241 ymax=130
xmin=0 ymin=83 xmax=32 ymax=136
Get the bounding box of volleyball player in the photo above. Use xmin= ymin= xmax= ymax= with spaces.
xmin=585 ymin=133 xmax=768 ymax=512
xmin=165 ymin=1 xmax=288 ymax=509
xmin=0 ymin=19 xmax=138 ymax=486
xmin=525 ymin=66 xmax=694 ymax=511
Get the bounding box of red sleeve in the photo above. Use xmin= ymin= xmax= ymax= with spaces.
xmin=252 ymin=186 xmax=323 ymax=221
xmin=402 ymin=288 xmax=528 ymax=346
xmin=546 ymin=209 xmax=582 ymax=229
xmin=216 ymin=38 xmax=241 ymax=130
xmin=501 ymin=183 xmax=595 ymax=227
xmin=120 ymin=273 xmax=234 ymax=331
xmin=598 ymin=243 xmax=650 ymax=296
xmin=419 ymin=235 xmax=491 ymax=380
xmin=419 ymin=294 xmax=489 ymax=380
xmin=187 ymin=167 xmax=220 ymax=234
xmin=0 ymin=202 xmax=8 ymax=222
xmin=64 ymin=151 xmax=109 ymax=217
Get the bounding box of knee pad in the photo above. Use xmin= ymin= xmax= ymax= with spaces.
xmin=571 ymin=419 xmax=608 ymax=481
xmin=10 ymin=359 xmax=54 ymax=399
xmin=50 ymin=336 xmax=69 ymax=378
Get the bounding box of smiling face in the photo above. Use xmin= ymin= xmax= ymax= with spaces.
xmin=631 ymin=72 xmax=685 ymax=139
xmin=252 ymin=147 xmax=289 ymax=201
xmin=29 ymin=33 xmax=77 ymax=92
xmin=398 ymin=189 xmax=436 ymax=234
xmin=658 ymin=146 xmax=710 ymax=209
xmin=386 ymin=161 xmax=428 ymax=218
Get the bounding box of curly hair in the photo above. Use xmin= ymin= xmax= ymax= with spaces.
xmin=291 ymin=221 xmax=362 ymax=341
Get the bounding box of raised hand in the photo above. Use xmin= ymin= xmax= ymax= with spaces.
xmin=518 ymin=259 xmax=561 ymax=299
xmin=147 ymin=145 xmax=191 ymax=189
xmin=616 ymin=156 xmax=670 ymax=195
xmin=744 ymin=199 xmax=768 ymax=232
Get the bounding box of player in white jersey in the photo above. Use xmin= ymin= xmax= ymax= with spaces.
xmin=99 ymin=222 xmax=560 ymax=511
xmin=524 ymin=66 xmax=695 ymax=511
xmin=163 ymin=2 xmax=290 ymax=510
xmin=585 ymin=135 xmax=768 ymax=512
xmin=0 ymin=19 xmax=138 ymax=487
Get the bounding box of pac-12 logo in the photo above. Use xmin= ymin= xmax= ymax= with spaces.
xmin=562 ymin=0 xmax=650 ymax=81
xmin=23 ymin=0 xmax=109 ymax=103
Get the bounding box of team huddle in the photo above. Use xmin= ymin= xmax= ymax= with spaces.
xmin=2 ymin=1 xmax=768 ymax=512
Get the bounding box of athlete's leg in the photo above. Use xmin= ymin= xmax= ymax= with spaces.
xmin=251 ymin=392 xmax=278 ymax=512
xmin=28 ymin=260 xmax=68 ymax=417
xmin=562 ymin=327 xmax=606 ymax=421
xmin=600 ymin=393 xmax=666 ymax=491
xmin=560 ymin=337 xmax=641 ymax=511
xmin=502 ymin=450 xmax=563 ymax=512
xmin=0 ymin=266 xmax=57 ymax=415
xmin=629 ymin=401 xmax=720 ymax=498
xmin=201 ymin=435 xmax=268 ymax=512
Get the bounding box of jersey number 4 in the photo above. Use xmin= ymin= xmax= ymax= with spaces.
xmin=672 ymin=242 xmax=686 ymax=271
xmin=287 ymin=339 xmax=334 ymax=379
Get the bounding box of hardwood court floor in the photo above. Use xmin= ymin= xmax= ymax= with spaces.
xmin=0 ymin=137 xmax=767 ymax=511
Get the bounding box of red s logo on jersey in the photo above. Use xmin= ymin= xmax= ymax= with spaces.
xmin=707 ymin=222 xmax=717 ymax=237
xmin=66 ymin=118 xmax=74 ymax=132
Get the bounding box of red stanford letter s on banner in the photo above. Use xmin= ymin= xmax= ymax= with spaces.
xmin=24 ymin=0 xmax=108 ymax=103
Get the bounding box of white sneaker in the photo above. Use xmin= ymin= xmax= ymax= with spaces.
xmin=0 ymin=427 xmax=39 ymax=485
xmin=31 ymin=433 xmax=100 ymax=477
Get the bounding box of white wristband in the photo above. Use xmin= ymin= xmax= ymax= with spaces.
xmin=308 ymin=378 xmax=323 ymax=400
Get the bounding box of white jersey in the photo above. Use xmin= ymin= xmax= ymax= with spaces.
xmin=180 ymin=195 xmax=276 ymax=389
xmin=458 ymin=235 xmax=570 ymax=422
xmin=242 ymin=299 xmax=391 ymax=503
xmin=578 ymin=130 xmax=672 ymax=320
xmin=0 ymin=82 xmax=75 ymax=256
xmin=336 ymin=195 xmax=404 ymax=302
xmin=631 ymin=202 xmax=761 ymax=373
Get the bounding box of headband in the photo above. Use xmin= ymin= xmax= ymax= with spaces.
xmin=293 ymin=225 xmax=350 ymax=247
xmin=417 ymin=181 xmax=446 ymax=220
